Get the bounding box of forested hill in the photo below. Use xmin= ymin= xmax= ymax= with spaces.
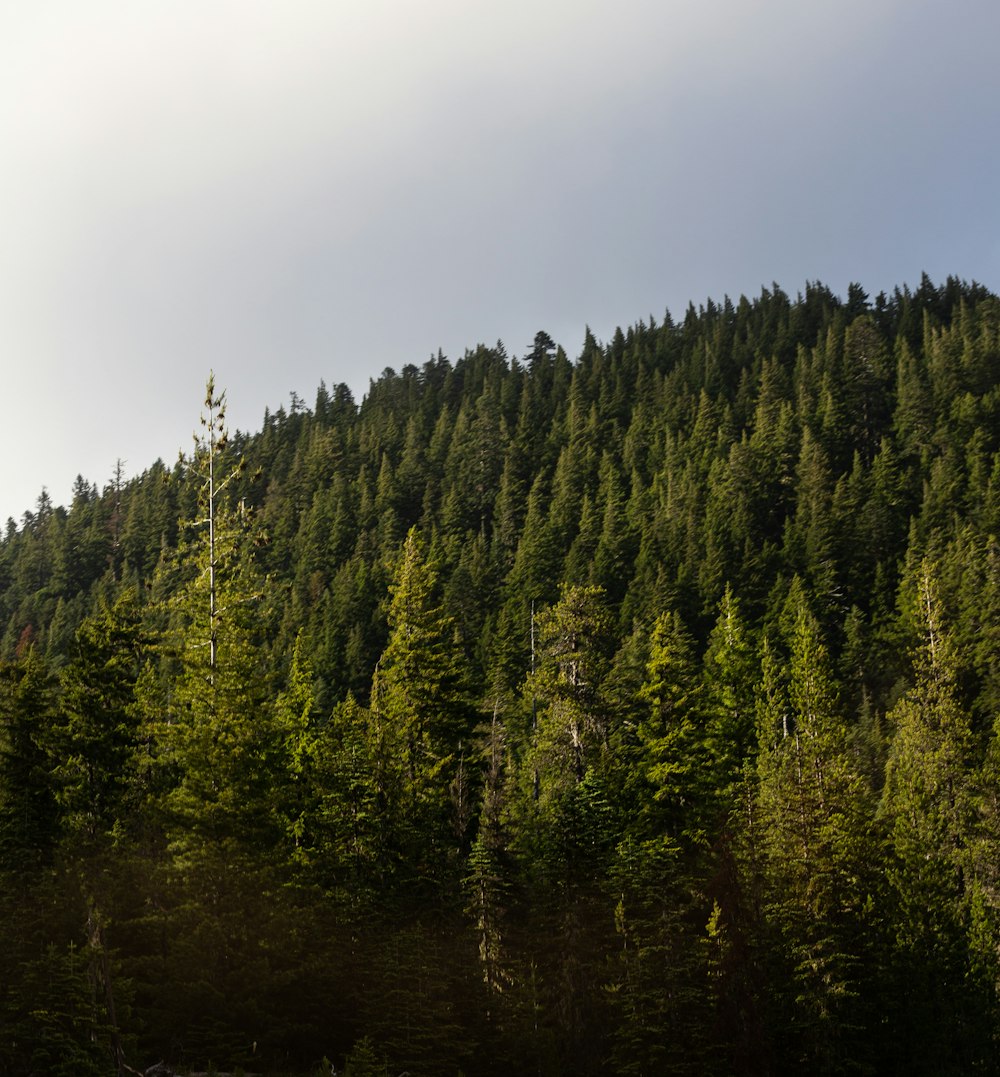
xmin=3 ymin=275 xmax=1000 ymax=1074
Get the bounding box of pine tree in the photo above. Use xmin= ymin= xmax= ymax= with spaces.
xmin=753 ymin=588 xmax=877 ymax=1072
xmin=53 ymin=593 xmax=145 ymax=1074
xmin=2 ymin=940 xmax=114 ymax=1077
xmin=272 ymin=631 xmax=319 ymax=871
xmin=153 ymin=377 xmax=282 ymax=870
xmin=518 ymin=585 xmax=614 ymax=832
xmin=637 ymin=608 xmax=710 ymax=849
xmin=703 ymin=585 xmax=758 ymax=796
xmin=0 ymin=646 xmax=58 ymax=875
xmin=465 ymin=701 xmax=514 ymax=998
xmin=56 ymin=592 xmax=143 ymax=846
xmin=878 ymin=569 xmax=989 ymax=1071
xmin=368 ymin=527 xmax=472 ymax=890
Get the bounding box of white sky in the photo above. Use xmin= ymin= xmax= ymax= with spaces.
xmin=1 ymin=0 xmax=998 ymax=522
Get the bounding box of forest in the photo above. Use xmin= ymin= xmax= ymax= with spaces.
xmin=2 ymin=275 xmax=1000 ymax=1075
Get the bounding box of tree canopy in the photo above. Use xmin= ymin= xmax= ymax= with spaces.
xmin=2 ymin=277 xmax=1000 ymax=1074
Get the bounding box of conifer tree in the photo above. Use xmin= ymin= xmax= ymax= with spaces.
xmin=0 ymin=646 xmax=58 ymax=874
xmin=368 ymin=527 xmax=472 ymax=887
xmin=518 ymin=585 xmax=614 ymax=830
xmin=154 ymin=376 xmax=281 ymax=870
xmin=637 ymin=608 xmax=709 ymax=849
xmin=703 ymin=586 xmax=758 ymax=795
xmin=465 ymin=701 xmax=514 ymax=998
xmin=879 ymin=569 xmax=989 ymax=1071
xmin=56 ymin=592 xmax=143 ymax=846
xmin=273 ymin=631 xmax=319 ymax=869
xmin=54 ymin=592 xmax=145 ymax=1075
xmin=753 ymin=587 xmax=877 ymax=1072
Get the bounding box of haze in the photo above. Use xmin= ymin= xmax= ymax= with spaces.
xmin=1 ymin=0 xmax=997 ymax=523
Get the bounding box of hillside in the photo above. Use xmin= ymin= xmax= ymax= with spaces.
xmin=2 ymin=275 xmax=1000 ymax=1074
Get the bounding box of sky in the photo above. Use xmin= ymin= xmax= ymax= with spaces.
xmin=1 ymin=0 xmax=998 ymax=524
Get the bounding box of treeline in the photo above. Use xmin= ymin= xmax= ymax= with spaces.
xmin=3 ymin=276 xmax=1000 ymax=1074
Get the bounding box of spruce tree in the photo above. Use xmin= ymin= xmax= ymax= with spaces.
xmin=56 ymin=592 xmax=143 ymax=846
xmin=753 ymin=587 xmax=877 ymax=1072
xmin=0 ymin=646 xmax=58 ymax=875
xmin=879 ymin=569 xmax=989 ymax=1071
xmin=368 ymin=527 xmax=472 ymax=891
xmin=153 ymin=377 xmax=281 ymax=869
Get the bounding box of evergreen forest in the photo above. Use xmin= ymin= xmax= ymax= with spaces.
xmin=4 ymin=275 xmax=1000 ymax=1074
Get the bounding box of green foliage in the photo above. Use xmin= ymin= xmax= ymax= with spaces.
xmin=343 ymin=1036 xmax=387 ymax=1077
xmin=637 ymin=608 xmax=711 ymax=847
xmin=152 ymin=382 xmax=287 ymax=875
xmin=514 ymin=585 xmax=615 ymax=865
xmin=0 ymin=280 xmax=999 ymax=1070
xmin=1 ymin=941 xmax=112 ymax=1077
xmin=55 ymin=592 xmax=143 ymax=845
xmin=751 ymin=592 xmax=880 ymax=1072
xmin=878 ymin=569 xmax=992 ymax=1071
xmin=0 ymin=646 xmax=59 ymax=873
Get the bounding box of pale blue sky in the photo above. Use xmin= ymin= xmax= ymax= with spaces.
xmin=1 ymin=0 xmax=998 ymax=522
